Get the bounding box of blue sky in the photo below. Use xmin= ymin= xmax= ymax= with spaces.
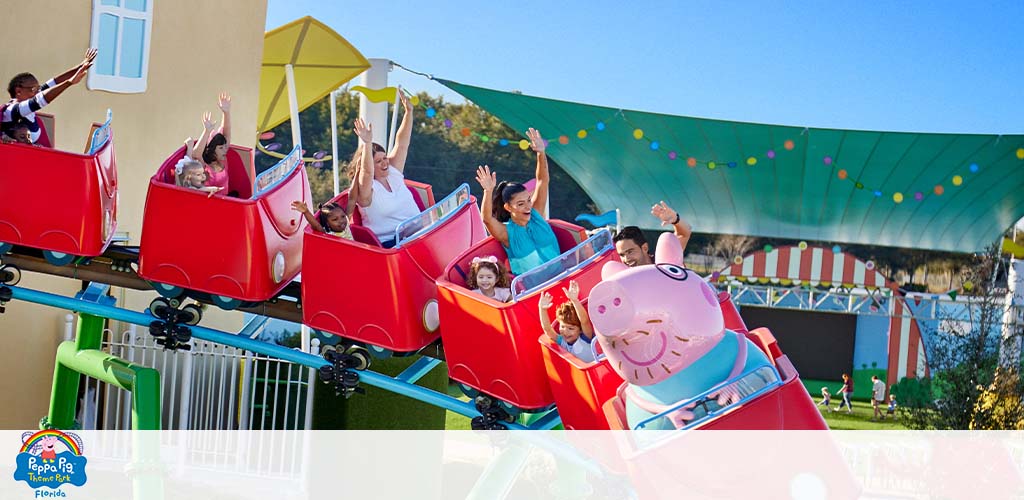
xmin=266 ymin=1 xmax=1022 ymax=134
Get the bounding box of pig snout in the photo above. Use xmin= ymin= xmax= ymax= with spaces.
xmin=588 ymin=281 xmax=636 ymax=337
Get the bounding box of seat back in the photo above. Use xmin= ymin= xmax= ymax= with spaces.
xmin=36 ymin=112 xmax=54 ymax=148
xmin=350 ymin=225 xmax=382 ymax=247
xmin=445 ymin=238 xmax=511 ymax=288
xmin=226 ymin=148 xmax=253 ymax=198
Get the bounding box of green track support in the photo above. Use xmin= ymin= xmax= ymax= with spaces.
xmin=45 ymin=313 xmax=162 ymax=430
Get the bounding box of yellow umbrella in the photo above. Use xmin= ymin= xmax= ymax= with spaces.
xmin=258 ymin=16 xmax=370 ymax=134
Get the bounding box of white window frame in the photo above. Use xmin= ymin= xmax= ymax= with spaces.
xmin=87 ymin=0 xmax=153 ymax=94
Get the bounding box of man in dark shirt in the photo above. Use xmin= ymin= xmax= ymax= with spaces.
xmin=613 ymin=201 xmax=692 ymax=267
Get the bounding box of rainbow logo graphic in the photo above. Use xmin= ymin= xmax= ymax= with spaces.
xmin=14 ymin=429 xmax=88 ymax=491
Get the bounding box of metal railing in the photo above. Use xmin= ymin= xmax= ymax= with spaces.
xmin=75 ymin=319 xmax=316 ymax=431
xmin=722 ymin=282 xmax=1024 ymax=321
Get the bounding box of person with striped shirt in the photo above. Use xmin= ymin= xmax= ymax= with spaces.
xmin=2 ymin=48 xmax=96 ymax=144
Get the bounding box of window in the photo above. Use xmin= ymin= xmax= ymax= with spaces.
xmin=88 ymin=0 xmax=153 ymax=93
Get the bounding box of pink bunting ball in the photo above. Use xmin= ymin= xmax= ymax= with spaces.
xmin=823 ymin=156 xmax=833 ymax=165
xmin=668 ymin=151 xmax=678 ymax=160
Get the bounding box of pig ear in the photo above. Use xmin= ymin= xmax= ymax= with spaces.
xmin=654 ymin=232 xmax=684 ymax=265
xmin=601 ymin=261 xmax=629 ymax=280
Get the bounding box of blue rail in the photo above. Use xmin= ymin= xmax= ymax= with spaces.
xmin=510 ymin=228 xmax=614 ymax=299
xmin=396 ymin=357 xmax=442 ymax=384
xmin=86 ymin=109 xmax=113 ymax=155
xmin=7 ymin=285 xmax=540 ymax=430
xmin=393 ymin=183 xmax=472 ymax=248
xmin=252 ymin=146 xmax=302 ymax=198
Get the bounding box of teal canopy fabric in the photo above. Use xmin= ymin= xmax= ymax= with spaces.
xmin=440 ymin=79 xmax=1024 ymax=253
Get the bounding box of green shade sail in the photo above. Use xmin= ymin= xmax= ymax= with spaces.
xmin=440 ymin=79 xmax=1024 ymax=253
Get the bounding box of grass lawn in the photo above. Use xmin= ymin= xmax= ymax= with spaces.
xmin=445 ymin=383 xmax=473 ymax=430
xmin=819 ymin=399 xmax=909 ymax=430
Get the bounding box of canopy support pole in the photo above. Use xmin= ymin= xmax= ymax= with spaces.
xmin=358 ymin=58 xmax=391 ymax=148
xmin=330 ymin=89 xmax=340 ymax=195
xmin=285 ymin=64 xmax=302 ymax=151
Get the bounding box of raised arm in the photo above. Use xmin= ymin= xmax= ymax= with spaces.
xmin=217 ymin=92 xmax=231 ymax=144
xmin=651 ymin=201 xmax=692 ymax=255
xmin=353 ymin=119 xmax=375 ymax=208
xmin=32 ymin=60 xmax=91 ymax=107
xmin=184 ymin=137 xmax=199 ymax=160
xmin=291 ymin=201 xmax=324 ymax=232
xmin=564 ymin=280 xmax=593 ymax=339
xmin=388 ymin=91 xmax=414 ymax=172
xmin=526 ymin=128 xmax=549 ymax=217
xmin=475 ymin=165 xmax=509 ymax=247
xmin=345 ymin=144 xmax=362 ymax=214
xmin=538 ymin=292 xmax=560 ymax=342
xmin=45 ymin=48 xmax=97 ymax=89
xmin=191 ymin=112 xmax=216 ymax=161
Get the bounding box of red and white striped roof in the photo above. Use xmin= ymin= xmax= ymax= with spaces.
xmin=716 ymin=245 xmax=929 ymax=388
xmin=720 ymin=246 xmax=888 ymax=288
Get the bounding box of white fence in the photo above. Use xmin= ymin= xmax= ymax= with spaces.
xmin=71 ymin=317 xmax=319 ymax=431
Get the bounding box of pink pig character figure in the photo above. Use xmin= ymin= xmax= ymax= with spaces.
xmin=588 ymin=233 xmax=776 ymax=429
xmin=39 ymin=435 xmax=58 ymax=462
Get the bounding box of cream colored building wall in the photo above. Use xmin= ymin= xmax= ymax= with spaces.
xmin=0 ymin=0 xmax=268 ymax=428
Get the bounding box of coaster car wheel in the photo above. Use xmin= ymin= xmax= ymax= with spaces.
xmin=211 ymin=295 xmax=241 ymax=311
xmin=43 ymin=250 xmax=75 ymax=266
xmin=0 ymin=265 xmax=21 ymax=286
xmin=152 ymin=282 xmax=184 ymax=299
xmin=180 ymin=303 xmax=203 ymax=326
xmin=148 ymin=298 xmax=172 ymax=319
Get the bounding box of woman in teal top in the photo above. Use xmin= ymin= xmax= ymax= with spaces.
xmin=475 ymin=128 xmax=560 ymax=275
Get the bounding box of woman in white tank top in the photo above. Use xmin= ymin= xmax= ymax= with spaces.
xmin=350 ymin=92 xmax=420 ymax=247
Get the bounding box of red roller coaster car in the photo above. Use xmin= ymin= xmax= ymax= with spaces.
xmin=137 ymin=145 xmax=309 ymax=309
xmin=0 ymin=112 xmax=117 ymax=265
xmin=436 ymin=226 xmax=618 ymax=412
xmin=539 ymin=331 xmax=623 ymax=430
xmin=301 ymin=183 xmax=486 ymax=353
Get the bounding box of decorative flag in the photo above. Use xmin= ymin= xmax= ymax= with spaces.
xmin=575 ymin=210 xmax=618 ymax=228
xmin=350 ymin=85 xmax=399 ymax=103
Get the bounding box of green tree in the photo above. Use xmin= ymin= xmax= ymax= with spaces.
xmin=897 ymin=240 xmax=1024 ymax=429
xmin=256 ymin=91 xmax=594 ymax=220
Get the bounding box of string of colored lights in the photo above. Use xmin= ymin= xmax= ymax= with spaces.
xmin=408 ymin=90 xmax=1024 ymax=206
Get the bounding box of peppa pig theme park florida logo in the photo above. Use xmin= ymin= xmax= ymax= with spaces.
xmin=14 ymin=429 xmax=88 ymax=494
